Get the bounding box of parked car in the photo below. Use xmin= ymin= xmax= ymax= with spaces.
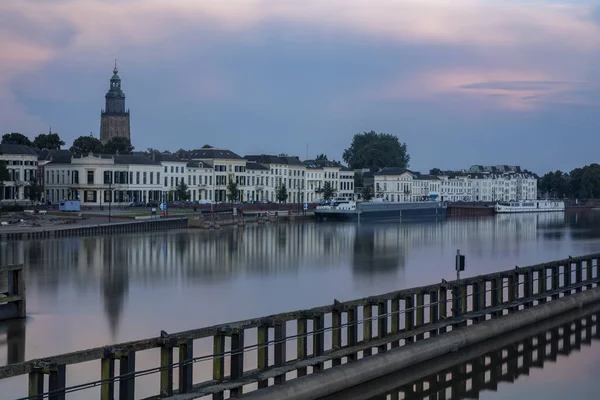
xmin=146 ymin=201 xmax=159 ymax=207
xmin=128 ymin=201 xmax=145 ymax=207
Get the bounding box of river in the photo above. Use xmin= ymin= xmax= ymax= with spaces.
xmin=1 ymin=211 xmax=600 ymax=398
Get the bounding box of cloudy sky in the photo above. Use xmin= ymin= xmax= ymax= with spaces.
xmin=1 ymin=0 xmax=599 ymax=173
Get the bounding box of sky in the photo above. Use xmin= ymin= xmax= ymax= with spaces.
xmin=1 ymin=0 xmax=600 ymax=174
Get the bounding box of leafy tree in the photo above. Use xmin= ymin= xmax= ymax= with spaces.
xmin=539 ymin=170 xmax=570 ymax=198
xmin=322 ymin=181 xmax=336 ymax=200
xmin=227 ymin=179 xmax=239 ymax=202
xmin=429 ymin=168 xmax=442 ymax=176
xmin=175 ymin=180 xmax=190 ymax=201
xmin=316 ymin=153 xmax=328 ymax=161
xmin=2 ymin=133 xmax=32 ymax=146
xmin=276 ymin=185 xmax=288 ymax=203
xmin=33 ymin=133 xmax=65 ymax=149
xmin=342 ymin=130 xmax=410 ymax=170
xmin=201 ymin=144 xmax=213 ymax=149
xmin=175 ymin=148 xmax=189 ymax=159
xmin=70 ymin=135 xmax=104 ymax=154
xmin=103 ymin=137 xmax=134 ymax=154
xmin=27 ymin=180 xmax=42 ymax=201
xmin=0 ymin=161 xmax=9 ymax=200
xmin=361 ymin=185 xmax=374 ymax=201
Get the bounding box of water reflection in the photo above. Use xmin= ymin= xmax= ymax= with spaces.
xmin=0 ymin=319 xmax=26 ymax=365
xmin=322 ymin=305 xmax=600 ymax=400
xmin=1 ymin=212 xmax=598 ymax=369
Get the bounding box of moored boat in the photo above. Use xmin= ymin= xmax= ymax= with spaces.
xmin=314 ymin=199 xmax=447 ymax=222
xmin=494 ymin=200 xmax=565 ymax=213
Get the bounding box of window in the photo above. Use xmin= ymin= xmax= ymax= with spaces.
xmin=104 ymin=171 xmax=112 ymax=184
xmin=143 ymin=172 xmax=147 ymax=184
xmin=157 ymin=172 xmax=160 ymax=184
xmin=171 ymin=177 xmax=174 ymax=187
xmin=164 ymin=177 xmax=167 ymax=187
xmin=164 ymin=166 xmax=167 ymax=173
xmin=150 ymin=172 xmax=154 ymax=185
xmin=171 ymin=166 xmax=174 ymax=173
xmin=136 ymin=172 xmax=140 ymax=184
xmin=87 ymin=171 xmax=94 ymax=184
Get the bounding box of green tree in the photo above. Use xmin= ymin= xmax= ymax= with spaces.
xmin=227 ymin=179 xmax=239 ymax=202
xmin=361 ymin=185 xmax=374 ymax=201
xmin=0 ymin=161 xmax=9 ymax=200
xmin=316 ymin=153 xmax=328 ymax=161
xmin=539 ymin=170 xmax=570 ymax=198
xmin=175 ymin=148 xmax=189 ymax=159
xmin=175 ymin=180 xmax=190 ymax=201
xmin=201 ymin=144 xmax=213 ymax=149
xmin=322 ymin=181 xmax=336 ymax=200
xmin=32 ymin=133 xmax=65 ymax=149
xmin=276 ymin=185 xmax=288 ymax=203
xmin=342 ymin=130 xmax=410 ymax=170
xmin=70 ymin=135 xmax=104 ymax=154
xmin=103 ymin=137 xmax=134 ymax=154
xmin=2 ymin=132 xmax=32 ymax=146
xmin=429 ymin=168 xmax=442 ymax=175
xmin=27 ymin=180 xmax=42 ymax=201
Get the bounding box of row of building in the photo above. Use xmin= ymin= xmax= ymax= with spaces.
xmin=0 ymin=143 xmax=537 ymax=205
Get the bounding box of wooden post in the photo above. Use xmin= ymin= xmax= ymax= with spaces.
xmin=212 ymin=332 xmax=226 ymax=400
xmin=119 ymin=351 xmax=136 ymax=400
xmin=296 ymin=319 xmax=308 ymax=375
xmin=564 ymin=263 xmax=571 ymax=296
xmin=459 ymin=285 xmax=468 ymax=324
xmin=346 ymin=308 xmax=357 ymax=361
xmin=575 ymin=261 xmax=583 ymax=293
xmin=363 ymin=304 xmax=373 ymax=357
xmin=313 ymin=313 xmax=324 ymax=371
xmin=100 ymin=356 xmax=115 ymax=400
xmin=257 ymin=324 xmax=270 ymax=386
xmin=230 ymin=329 xmax=245 ymax=397
xmin=14 ymin=266 xmax=25 ymax=318
xmin=377 ymin=301 xmax=388 ymax=353
xmin=405 ymin=295 xmax=414 ymax=342
xmin=523 ymin=270 xmax=533 ymax=308
xmin=274 ymin=322 xmax=286 ymax=385
xmin=538 ymin=268 xmax=548 ymax=304
xmin=439 ymin=288 xmax=448 ymax=333
xmin=587 ymin=259 xmax=594 ymax=289
xmin=160 ymin=345 xmax=174 ymax=396
xmin=391 ymin=298 xmax=400 ymax=347
xmin=48 ymin=364 xmax=66 ymax=400
xmin=507 ymin=274 xmax=515 ymax=313
xmin=429 ymin=291 xmax=439 ymax=336
xmin=178 ymin=340 xmax=193 ymax=394
xmin=552 ymin=265 xmax=559 ymax=300
xmin=332 ymin=308 xmax=342 ymax=364
xmin=28 ymin=370 xmax=44 ymax=400
xmin=416 ymin=293 xmax=425 ymax=340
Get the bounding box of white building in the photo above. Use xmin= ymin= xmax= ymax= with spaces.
xmin=186 ymin=160 xmax=215 ymax=202
xmin=303 ymin=160 xmax=351 ymax=202
xmin=44 ymin=153 xmax=163 ymax=205
xmin=338 ymin=168 xmax=355 ymax=200
xmin=245 ymin=162 xmax=271 ymax=202
xmin=189 ymin=148 xmax=247 ymax=202
xmin=0 ymin=144 xmax=39 ymax=202
xmin=244 ymin=155 xmax=306 ymax=203
xmin=469 ymin=173 xmax=537 ymax=202
xmin=439 ymin=176 xmax=472 ymax=202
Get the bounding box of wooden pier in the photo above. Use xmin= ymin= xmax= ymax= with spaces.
xmin=0 ymin=264 xmax=25 ymax=321
xmin=1 ymin=253 xmax=600 ymax=399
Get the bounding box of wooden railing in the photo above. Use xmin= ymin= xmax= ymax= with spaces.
xmin=0 ymin=264 xmax=25 ymax=321
xmin=1 ymin=254 xmax=599 ymax=399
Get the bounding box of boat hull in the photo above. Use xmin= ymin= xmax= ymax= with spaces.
xmin=315 ymin=202 xmax=447 ymax=222
xmin=494 ymin=200 xmax=565 ymax=213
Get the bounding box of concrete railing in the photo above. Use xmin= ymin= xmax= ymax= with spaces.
xmin=1 ymin=253 xmax=599 ymax=400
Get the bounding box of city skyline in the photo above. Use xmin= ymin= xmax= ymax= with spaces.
xmin=1 ymin=1 xmax=600 ymax=175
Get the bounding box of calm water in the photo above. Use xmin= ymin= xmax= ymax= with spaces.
xmin=2 ymin=212 xmax=600 ymax=398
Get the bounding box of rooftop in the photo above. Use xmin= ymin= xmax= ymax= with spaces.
xmin=190 ymin=148 xmax=243 ymax=160
xmin=0 ymin=144 xmax=39 ymax=156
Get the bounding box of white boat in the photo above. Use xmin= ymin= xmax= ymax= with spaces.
xmin=494 ymin=200 xmax=565 ymax=213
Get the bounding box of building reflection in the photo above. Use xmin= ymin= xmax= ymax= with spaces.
xmin=0 ymin=212 xmax=577 ymax=346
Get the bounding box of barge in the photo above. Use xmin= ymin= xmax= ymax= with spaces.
xmin=314 ymin=199 xmax=447 ymax=222
xmin=494 ymin=200 xmax=565 ymax=213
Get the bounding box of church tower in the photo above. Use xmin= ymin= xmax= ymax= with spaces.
xmin=100 ymin=61 xmax=130 ymax=144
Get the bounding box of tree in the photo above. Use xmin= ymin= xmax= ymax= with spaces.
xmin=201 ymin=144 xmax=213 ymax=149
xmin=316 ymin=153 xmax=328 ymax=161
xmin=322 ymin=181 xmax=336 ymax=200
xmin=276 ymin=185 xmax=288 ymax=203
xmin=429 ymin=168 xmax=442 ymax=176
xmin=361 ymin=185 xmax=374 ymax=201
xmin=2 ymin=133 xmax=31 ymax=146
xmin=227 ymin=179 xmax=239 ymax=202
xmin=0 ymin=161 xmax=9 ymax=200
xmin=103 ymin=137 xmax=134 ymax=154
xmin=27 ymin=180 xmax=42 ymax=201
xmin=175 ymin=148 xmax=189 ymax=159
xmin=70 ymin=135 xmax=104 ymax=154
xmin=175 ymin=180 xmax=190 ymax=201
xmin=33 ymin=133 xmax=65 ymax=150
xmin=342 ymin=130 xmax=410 ymax=170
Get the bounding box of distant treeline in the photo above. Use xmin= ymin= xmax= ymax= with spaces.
xmin=538 ymin=164 xmax=600 ymax=199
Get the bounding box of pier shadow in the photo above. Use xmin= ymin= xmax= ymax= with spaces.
xmin=321 ymin=304 xmax=600 ymax=400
